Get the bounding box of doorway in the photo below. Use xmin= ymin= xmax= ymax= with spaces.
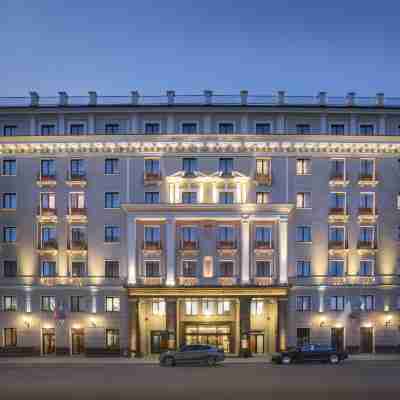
xmin=184 ymin=325 xmax=232 ymax=353
xmin=151 ymin=331 xmax=169 ymax=354
xmin=331 ymin=327 xmax=345 ymax=352
xmin=360 ymin=327 xmax=374 ymax=353
xmin=42 ymin=328 xmax=55 ymax=356
xmin=71 ymin=329 xmax=85 ymax=355
xmin=249 ymin=333 xmax=264 ymax=354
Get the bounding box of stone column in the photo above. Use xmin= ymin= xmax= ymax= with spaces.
xmin=203 ymin=114 xmax=212 ymax=133
xmin=129 ymin=298 xmax=141 ymax=356
xmin=239 ymin=297 xmax=251 ymax=357
xmin=350 ymin=114 xmax=357 ymax=135
xmin=278 ymin=216 xmax=289 ymax=285
xmin=127 ymin=216 xmax=137 ymax=285
xmin=58 ymin=113 xmax=65 ymax=135
xmin=130 ymin=113 xmax=139 ymax=134
xmin=166 ymin=217 xmax=176 ymax=286
xmin=167 ymin=114 xmax=175 ymax=134
xmin=88 ymin=114 xmax=95 ymax=134
xmin=166 ymin=299 xmax=177 ymax=350
xmin=240 ymin=114 xmax=248 ymax=134
xmin=277 ymin=299 xmax=288 ymax=351
xmin=378 ymin=115 xmax=386 ymax=135
xmin=320 ymin=113 xmax=328 ymax=134
xmin=241 ymin=218 xmax=250 ymax=284
xmin=30 ymin=116 xmax=36 ymax=135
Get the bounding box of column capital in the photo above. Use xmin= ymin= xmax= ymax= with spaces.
xmin=279 ymin=215 xmax=289 ymax=223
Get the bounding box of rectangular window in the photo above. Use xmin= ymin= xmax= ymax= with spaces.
xmin=360 ymin=193 xmax=374 ymax=209
xmin=4 ymin=328 xmax=17 ymax=347
xmin=3 ymin=227 xmax=16 ymax=243
xmin=256 ymin=158 xmax=271 ymax=175
xmin=182 ymin=158 xmax=198 ymax=175
xmin=71 ymin=226 xmax=85 ymax=243
xmin=181 ymin=226 xmax=198 ymax=244
xmin=360 ymin=159 xmax=375 ymax=178
xmin=328 ymin=260 xmax=344 ymax=277
xmin=296 ymin=226 xmax=312 ymax=242
xmin=219 ymin=158 xmax=233 ymax=175
xmin=217 ymin=299 xmax=231 ymax=315
xmin=217 ymin=226 xmax=235 ymax=242
xmin=202 ymin=299 xmax=216 ymax=315
xmin=105 ymin=260 xmax=119 ymax=278
xmin=41 ymin=226 xmax=56 ymax=244
xmin=359 ymin=226 xmax=375 ymax=243
xmin=41 ymin=261 xmax=56 ymax=277
xmin=2 ymin=159 xmax=16 ymax=176
xmin=3 ymin=125 xmax=16 ymax=137
xmin=296 ymin=124 xmax=311 ymax=134
xmin=255 ymin=226 xmax=272 ymax=246
xmin=182 ymin=192 xmax=197 ymax=204
xmin=106 ymin=329 xmax=120 ymax=348
xmin=296 ymin=192 xmax=311 ymax=209
xmin=360 ymin=124 xmax=374 ymax=136
xmin=218 ymin=123 xmax=234 ymax=134
xmin=2 ymin=193 xmax=16 ymax=209
xmin=145 ymin=192 xmax=160 ymax=204
xmin=70 ymin=159 xmax=85 ymax=177
xmin=104 ymin=158 xmax=119 ymax=175
xmin=105 ymin=124 xmax=119 ymax=134
xmin=360 ymin=260 xmax=373 ymax=276
xmin=104 ymin=192 xmax=120 ymax=208
xmin=3 ymin=260 xmax=17 ymax=277
xmin=105 ymin=297 xmax=120 ymax=312
xmin=256 ymin=192 xmax=269 ymax=204
xmin=360 ymin=295 xmax=375 ymax=311
xmin=296 ymin=296 xmax=312 ymax=311
xmin=144 ymin=122 xmax=160 ymax=134
xmin=104 ymin=226 xmax=120 ymax=243
xmin=3 ymin=296 xmax=17 ymax=311
xmin=255 ymin=123 xmax=271 ymax=135
xmin=330 ymin=124 xmax=345 ymax=135
xmin=144 ymin=159 xmax=160 ymax=174
xmin=330 ymin=159 xmax=345 ymax=179
xmin=296 ymin=159 xmax=311 ymax=175
xmin=181 ymin=123 xmax=198 ymax=134
xmin=144 ymin=226 xmax=161 ymax=244
xmin=41 ymin=124 xmax=56 ymax=136
xmin=145 ymin=261 xmax=160 ymax=277
xmin=70 ymin=296 xmax=84 ymax=312
xmin=41 ymin=296 xmax=56 ymax=312
xmin=256 ymin=261 xmax=272 ymax=277
xmin=40 ymin=159 xmax=56 ymax=178
xmin=152 ymin=299 xmax=166 ymax=315
xmin=182 ymin=261 xmax=197 ymax=277
xmin=329 ymin=226 xmax=345 ymax=243
xmin=185 ymin=299 xmax=199 ymax=315
xmin=329 ymin=193 xmax=346 ymax=209
xmin=69 ymin=192 xmax=86 ymax=210
xmin=297 ymin=328 xmax=310 ymax=347
xmin=219 ymin=261 xmax=234 ymax=277
xmin=251 ymin=299 xmax=264 ymax=315
xmin=330 ymin=296 xmax=345 ymax=311
xmin=40 ymin=192 xmax=56 ymax=210
xmin=69 ymin=124 xmax=85 ymax=136
xmin=296 ymin=261 xmax=311 ymax=277
xmin=71 ymin=261 xmax=86 ymax=277
xmin=219 ymin=192 xmax=234 ymax=204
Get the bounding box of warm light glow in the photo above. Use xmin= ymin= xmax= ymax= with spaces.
xmin=89 ymin=317 xmax=97 ymax=328
xmin=335 ymin=322 xmax=343 ymax=329
xmin=320 ymin=316 xmax=327 ymax=327
xmin=363 ymin=321 xmax=373 ymax=328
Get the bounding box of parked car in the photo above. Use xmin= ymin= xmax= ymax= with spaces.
xmin=272 ymin=344 xmax=348 ymax=365
xmin=160 ymin=344 xmax=225 ymax=367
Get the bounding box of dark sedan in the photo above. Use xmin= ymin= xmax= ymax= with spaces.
xmin=272 ymin=344 xmax=348 ymax=365
xmin=160 ymin=344 xmax=225 ymax=366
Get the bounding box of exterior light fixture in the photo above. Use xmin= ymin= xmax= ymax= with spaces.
xmin=89 ymin=317 xmax=97 ymax=328
xmin=320 ymin=317 xmax=327 ymax=328
xmin=23 ymin=317 xmax=32 ymax=329
xmin=385 ymin=315 xmax=393 ymax=328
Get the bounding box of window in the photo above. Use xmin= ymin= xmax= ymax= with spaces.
xmin=218 ymin=122 xmax=234 ymax=134
xmin=182 ymin=192 xmax=197 ymax=204
xmin=2 ymin=193 xmax=16 ymax=209
xmin=296 ymin=261 xmax=311 ymax=277
xmin=219 ymin=158 xmax=233 ymax=175
xmin=255 ymin=226 xmax=272 ymax=246
xmin=330 ymin=296 xmax=345 ymax=311
xmin=219 ymin=261 xmax=234 ymax=277
xmin=41 ymin=296 xmax=56 ymax=312
xmin=181 ymin=226 xmax=197 ymax=246
xmin=296 ymin=192 xmax=311 ymax=209
xmin=70 ymin=296 xmax=84 ymax=312
xmin=145 ymin=192 xmax=160 ymax=204
xmin=360 ymin=124 xmax=374 ymax=136
xmin=145 ymin=261 xmax=160 ymax=277
xmin=255 ymin=123 xmax=271 ymax=135
xmin=69 ymin=123 xmax=85 ymax=135
xmin=397 ymin=296 xmax=400 ymax=310
xmin=251 ymin=299 xmax=264 ymax=315
xmin=41 ymin=261 xmax=56 ymax=277
xmin=41 ymin=124 xmax=55 ymax=136
xmin=329 ymin=226 xmax=345 ymax=243
xmin=217 ymin=226 xmax=235 ymax=242
xmin=182 ymin=261 xmax=196 ymax=277
xmin=296 ymin=124 xmax=311 ymax=134
xmin=297 ymin=328 xmax=310 ymax=347
xmin=2 ymin=159 xmax=16 ymax=176
xmin=70 ymin=159 xmax=85 ymax=177
xmin=144 ymin=159 xmax=160 ymax=174
xmin=360 ymin=295 xmax=375 ymax=311
xmin=359 ymin=226 xmax=375 ymax=243
xmin=181 ymin=123 xmax=198 ymax=134
xmin=144 ymin=226 xmax=160 ymax=244
xmin=4 ymin=328 xmax=17 ymax=347
xmin=360 ymin=260 xmax=373 ymax=276
xmin=360 ymin=159 xmax=374 ymax=178
xmin=219 ymin=192 xmax=234 ymax=204
xmin=256 ymin=192 xmax=269 ymax=204
xmin=330 ymin=124 xmax=345 ymax=135
xmin=71 ymin=226 xmax=85 ymax=242
xmin=203 ymin=256 xmax=213 ymax=278
xmin=105 ymin=260 xmax=119 ymax=278
xmin=106 ymin=329 xmax=120 ymax=348
xmin=3 ymin=296 xmax=17 ymax=311
xmin=104 ymin=158 xmax=119 ymax=175
xmin=296 ymin=226 xmax=311 ymax=242
xmin=70 ymin=192 xmax=86 ymax=210
xmin=152 ymin=299 xmax=166 ymax=315
xmin=144 ymin=122 xmax=160 ymax=134
xmin=296 ymin=159 xmax=311 ymax=175
xmin=3 ymin=260 xmax=17 ymax=277
xmin=105 ymin=192 xmax=120 ymax=208
xmin=104 ymin=226 xmax=120 ymax=243
xmin=185 ymin=299 xmax=199 ymax=315
xmin=3 ymin=227 xmax=16 ymax=243
xmin=71 ymin=261 xmax=86 ymax=277
xmin=330 ymin=159 xmax=345 ymax=179
xmin=40 ymin=159 xmax=56 ymax=178
xmin=3 ymin=125 xmax=16 ymax=137
xmin=41 ymin=226 xmax=56 ymax=244
xmin=360 ymin=193 xmax=374 ymax=209
xmin=182 ymin=158 xmax=198 ymax=175
xmin=105 ymin=123 xmax=119 ymax=134
xmin=40 ymin=192 xmax=56 ymax=210
xmin=217 ymin=299 xmax=231 ymax=315
xmin=328 ymin=260 xmax=344 ymax=277
xmin=256 ymin=158 xmax=271 ymax=176
xmin=105 ymin=297 xmax=120 ymax=312
xmin=296 ymin=296 xmax=312 ymax=311
xmin=397 ymin=194 xmax=400 ymax=210
xmin=329 ymin=193 xmax=345 ymax=209
xmin=256 ymin=261 xmax=272 ymax=277
xmin=202 ymin=299 xmax=216 ymax=315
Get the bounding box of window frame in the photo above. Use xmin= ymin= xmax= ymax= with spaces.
xmin=2 ymin=159 xmax=17 ymax=176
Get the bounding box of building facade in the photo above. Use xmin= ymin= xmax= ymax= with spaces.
xmin=0 ymin=90 xmax=399 ymax=356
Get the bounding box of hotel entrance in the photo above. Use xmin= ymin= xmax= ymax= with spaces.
xmin=184 ymin=325 xmax=232 ymax=353
xmin=42 ymin=328 xmax=55 ymax=356
xmin=71 ymin=329 xmax=85 ymax=355
xmin=249 ymin=332 xmax=264 ymax=354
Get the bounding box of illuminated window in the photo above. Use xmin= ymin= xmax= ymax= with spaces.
xmin=40 ymin=192 xmax=56 ymax=210
xmin=256 ymin=159 xmax=271 ymax=175
xmin=69 ymin=192 xmax=85 ymax=210
xmin=41 ymin=296 xmax=56 ymax=312
xmin=217 ymin=299 xmax=231 ymax=315
xmin=296 ymin=192 xmax=311 ymax=209
xmin=185 ymin=299 xmax=199 ymax=315
xmin=360 ymin=295 xmax=375 ymax=311
xmin=296 ymin=296 xmax=311 ymax=311
xmin=4 ymin=328 xmax=17 ymax=346
xmin=182 ymin=261 xmax=196 ymax=277
xmin=203 ymin=256 xmax=213 ymax=278
xmin=330 ymin=296 xmax=345 ymax=311
xmin=360 ymin=260 xmax=373 ymax=276
xmin=296 ymin=159 xmax=311 ymax=175
xmin=152 ymin=299 xmax=166 ymax=315
xmin=251 ymin=299 xmax=264 ymax=315
xmin=105 ymin=296 xmax=120 ymax=312
xmin=328 ymin=260 xmax=344 ymax=277
xmin=3 ymin=296 xmax=17 ymax=312
xmin=106 ymin=329 xmax=120 ymax=348
xmin=256 ymin=192 xmax=269 ymax=204
xmin=202 ymin=299 xmax=216 ymax=315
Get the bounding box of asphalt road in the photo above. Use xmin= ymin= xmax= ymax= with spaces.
xmin=0 ymin=361 xmax=399 ymax=400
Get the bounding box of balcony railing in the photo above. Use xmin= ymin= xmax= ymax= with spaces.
xmin=218 ymin=276 xmax=238 ymax=286
xmin=217 ymin=240 xmax=237 ymax=250
xmin=177 ymin=276 xmax=199 ymax=286
xmin=328 ymin=240 xmax=347 ymax=250
xmin=253 ymin=276 xmax=276 ymax=286
xmin=357 ymin=240 xmax=377 ymax=250
xmin=143 ymin=241 xmax=162 ymax=251
xmin=181 ymin=241 xmax=199 ymax=250
xmin=144 ymin=172 xmax=162 ymax=185
xmin=39 ymin=239 xmax=58 ymax=251
xmin=37 ymin=206 xmax=57 ymax=216
xmin=69 ymin=207 xmax=87 ymax=216
xmin=289 ymin=275 xmax=400 ymax=286
xmin=254 ymin=173 xmax=272 ymax=186
xmin=68 ymin=239 xmax=88 ymax=251
xmin=139 ymin=276 xmax=163 ymax=286
xmin=358 ymin=174 xmax=378 ymax=186
xmin=37 ymin=174 xmax=57 ymax=186
xmin=254 ymin=241 xmax=273 ymax=250
xmin=66 ymin=173 xmax=87 ymax=187
xmin=328 ymin=207 xmax=348 ymax=221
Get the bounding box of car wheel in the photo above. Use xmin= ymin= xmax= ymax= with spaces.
xmin=164 ymin=356 xmax=175 ymax=367
xmin=329 ymin=354 xmax=339 ymax=365
xmin=207 ymin=357 xmax=217 ymax=367
xmin=281 ymin=356 xmax=292 ymax=365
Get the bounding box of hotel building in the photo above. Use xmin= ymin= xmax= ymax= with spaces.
xmin=0 ymin=90 xmax=399 ymax=356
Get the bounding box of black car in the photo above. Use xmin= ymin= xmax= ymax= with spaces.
xmin=272 ymin=344 xmax=348 ymax=365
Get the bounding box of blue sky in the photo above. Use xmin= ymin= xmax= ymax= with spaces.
xmin=0 ymin=0 xmax=397 ymax=96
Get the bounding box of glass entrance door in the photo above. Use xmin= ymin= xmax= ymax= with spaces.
xmin=71 ymin=329 xmax=85 ymax=355
xmin=184 ymin=325 xmax=232 ymax=353
xmin=331 ymin=328 xmax=344 ymax=352
xmin=360 ymin=327 xmax=374 ymax=353
xmin=249 ymin=334 xmax=264 ymax=354
xmin=42 ymin=328 xmax=55 ymax=355
xmin=151 ymin=331 xmax=169 ymax=354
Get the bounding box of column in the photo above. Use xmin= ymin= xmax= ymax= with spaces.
xmin=130 ymin=113 xmax=139 ymax=134
xmin=166 ymin=299 xmax=177 ymax=350
xmin=350 ymin=114 xmax=357 ymax=135
xmin=30 ymin=115 xmax=36 ymax=135
xmin=378 ymin=115 xmax=386 ymax=135
xmin=166 ymin=217 xmax=176 ymax=286
xmin=88 ymin=114 xmax=95 ymax=134
xmin=278 ymin=216 xmax=288 ymax=285
xmin=25 ymin=288 xmax=32 ymax=313
xmin=120 ymin=293 xmax=130 ymax=356
xmin=241 ymin=218 xmax=250 ymax=284
xmin=320 ymin=113 xmax=328 ymax=134
xmin=240 ymin=114 xmax=248 ymax=134
xmin=276 ymin=114 xmax=285 ymax=134
xmin=277 ymin=299 xmax=288 ymax=351
xmin=58 ymin=113 xmax=65 ymax=135
xmin=127 ymin=216 xmax=137 ymax=285
xmin=203 ymin=114 xmax=212 ymax=133
xmin=239 ymin=297 xmax=251 ymax=357
xmin=129 ymin=298 xmax=141 ymax=356
xmin=167 ymin=114 xmax=175 ymax=134
xmin=318 ymin=288 xmax=325 ymax=313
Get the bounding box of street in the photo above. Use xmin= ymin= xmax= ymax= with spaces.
xmin=0 ymin=361 xmax=399 ymax=400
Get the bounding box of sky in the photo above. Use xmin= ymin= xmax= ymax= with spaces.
xmin=0 ymin=0 xmax=397 ymax=97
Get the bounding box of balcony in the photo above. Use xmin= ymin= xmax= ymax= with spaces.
xmin=254 ymin=241 xmax=274 ymax=256
xmin=218 ymin=275 xmax=238 ymax=286
xmin=179 ymin=241 xmax=200 ymax=256
xmin=66 ymin=173 xmax=87 ymax=188
xmin=177 ymin=276 xmax=199 ymax=286
xmin=67 ymin=239 xmax=88 ymax=256
xmin=328 ymin=207 xmax=348 ymax=223
xmin=253 ymin=276 xmax=275 ymax=286
xmin=37 ymin=207 xmax=57 ymax=223
xmin=357 ymin=240 xmax=377 ymax=255
xmin=37 ymin=239 xmax=58 ymax=256
xmin=328 ymin=240 xmax=348 ymax=255
xmin=329 ymin=174 xmax=349 ymax=187
xmin=67 ymin=208 xmax=88 ymax=223
xmin=358 ymin=208 xmax=378 ymax=223
xmin=358 ymin=174 xmax=378 ymax=187
xmin=36 ymin=174 xmax=57 ymax=187
xmin=217 ymin=240 xmax=237 ymax=256
xmin=139 ymin=276 xmax=164 ymax=286
xmin=144 ymin=172 xmax=162 ymax=186
xmin=255 ymin=173 xmax=272 ymax=186
xmin=143 ymin=241 xmax=162 ymax=256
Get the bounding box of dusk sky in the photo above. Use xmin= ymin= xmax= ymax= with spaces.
xmin=0 ymin=0 xmax=396 ymax=96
